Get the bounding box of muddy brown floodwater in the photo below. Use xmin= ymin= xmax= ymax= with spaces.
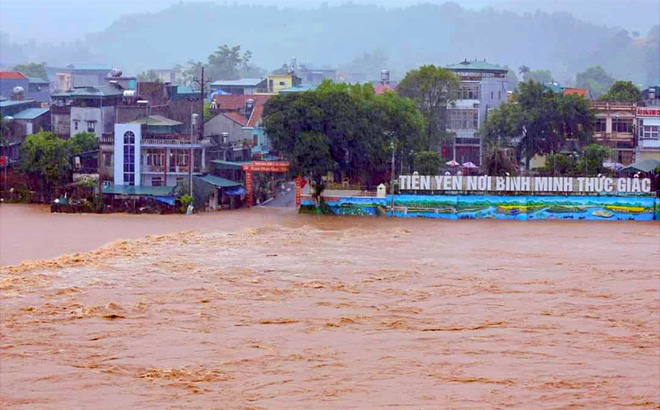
xmin=1 ymin=204 xmax=659 ymax=409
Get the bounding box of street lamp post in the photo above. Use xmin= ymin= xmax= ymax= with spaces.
xmin=390 ymin=140 xmax=396 ymax=218
xmin=186 ymin=97 xmax=200 ymax=198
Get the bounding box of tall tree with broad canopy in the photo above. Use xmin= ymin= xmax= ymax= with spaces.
xmin=598 ymin=81 xmax=641 ymax=102
xmin=263 ymin=80 xmax=425 ymax=196
xmin=575 ymin=66 xmax=616 ymax=99
xmin=20 ymin=131 xmax=71 ymax=200
xmin=482 ymin=80 xmax=594 ymax=166
xmin=13 ymin=62 xmax=48 ymax=80
xmin=396 ymin=65 xmax=460 ymax=150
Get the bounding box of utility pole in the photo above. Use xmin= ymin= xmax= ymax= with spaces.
xmin=193 ymin=67 xmax=212 ymax=142
xmin=390 ymin=140 xmax=396 ymax=218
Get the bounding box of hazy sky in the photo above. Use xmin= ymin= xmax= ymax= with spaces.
xmin=1 ymin=0 xmax=658 ymax=44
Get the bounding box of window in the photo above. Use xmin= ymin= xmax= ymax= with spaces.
xmin=612 ymin=118 xmax=633 ymax=133
xmin=123 ymin=131 xmax=135 ymax=186
xmin=595 ymin=118 xmax=607 ymax=132
xmin=145 ymin=149 xmax=165 ymax=170
xmin=253 ymin=135 xmax=258 ymax=146
xmin=87 ymin=121 xmax=96 ymax=133
xmin=279 ymin=81 xmax=286 ymax=86
xmin=74 ymin=121 xmax=79 ymax=131
xmin=491 ymin=91 xmax=494 ymax=99
xmin=498 ymin=91 xmax=501 ymax=100
xmin=104 ymin=153 xmax=112 ymax=167
xmin=151 ymin=176 xmax=163 ymax=187
xmin=453 ymin=83 xmax=479 ymax=100
xmin=641 ymin=125 xmax=659 ymax=139
xmin=448 ymin=109 xmax=479 ymax=130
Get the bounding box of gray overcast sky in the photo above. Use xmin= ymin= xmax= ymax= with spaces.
xmin=1 ymin=0 xmax=658 ymax=44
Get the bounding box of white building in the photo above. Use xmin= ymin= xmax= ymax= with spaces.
xmin=636 ymin=106 xmax=660 ymax=162
xmin=446 ymin=59 xmax=509 ymax=165
xmin=113 ymin=115 xmax=206 ymax=187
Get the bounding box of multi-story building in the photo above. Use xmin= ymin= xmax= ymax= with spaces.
xmin=0 ymin=72 xmax=50 ymax=102
xmin=636 ymin=86 xmax=660 ymax=161
xmin=209 ymin=78 xmax=266 ymax=95
xmin=590 ymin=101 xmax=637 ymax=165
xmin=50 ymin=85 xmax=124 ymax=139
xmin=113 ymin=115 xmax=206 ymax=188
xmin=54 ymin=64 xmax=113 ymax=91
xmin=0 ymin=99 xmax=49 ymax=162
xmin=446 ymin=60 xmax=509 ymax=165
xmin=204 ymin=94 xmax=272 ymax=161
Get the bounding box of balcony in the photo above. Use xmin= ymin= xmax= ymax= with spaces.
xmin=141 ymin=138 xmax=203 ymax=147
xmin=590 ymin=101 xmax=637 ymax=110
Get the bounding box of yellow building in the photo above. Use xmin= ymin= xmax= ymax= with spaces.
xmin=265 ymin=73 xmax=301 ymax=94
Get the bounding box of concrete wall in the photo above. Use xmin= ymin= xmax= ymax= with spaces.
xmin=114 ymin=123 xmax=142 ymax=186
xmin=70 ymin=106 xmax=116 ymax=138
xmin=301 ymin=194 xmax=659 ymax=221
xmin=0 ymin=78 xmax=29 ymax=100
xmin=205 ymin=114 xmax=250 ymax=143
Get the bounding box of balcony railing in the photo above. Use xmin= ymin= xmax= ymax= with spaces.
xmin=590 ymin=101 xmax=637 ymax=110
xmin=142 ymin=138 xmax=203 ymax=146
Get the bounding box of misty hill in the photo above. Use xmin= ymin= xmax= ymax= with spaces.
xmin=1 ymin=2 xmax=658 ymax=85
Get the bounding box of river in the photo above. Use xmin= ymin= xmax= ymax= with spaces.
xmin=1 ymin=204 xmax=659 ymax=408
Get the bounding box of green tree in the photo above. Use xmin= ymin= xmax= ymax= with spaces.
xmin=580 ymin=143 xmax=614 ymax=175
xmin=483 ymin=147 xmax=518 ymax=176
xmin=575 ymin=66 xmax=616 ymax=99
xmin=263 ymin=80 xmax=425 ymax=191
xmin=599 ymin=81 xmax=641 ymax=101
xmin=481 ymin=102 xmax=523 ymax=148
xmin=137 ymin=69 xmax=160 ymax=82
xmin=397 ymin=65 xmax=460 ymax=150
xmin=523 ymin=69 xmax=553 ymax=83
xmin=518 ymin=65 xmax=530 ymax=77
xmin=413 ymin=151 xmax=442 ymax=174
xmin=180 ymin=60 xmax=204 ymax=86
xmin=291 ymin=132 xmax=336 ymax=200
xmin=13 ymin=62 xmax=47 ymax=80
xmin=69 ymin=132 xmax=97 ymax=155
xmin=20 ymin=131 xmax=71 ymax=200
xmin=503 ymin=65 xmax=518 ymax=90
xmin=206 ymin=44 xmax=252 ymax=81
xmin=0 ymin=116 xmax=10 ymax=146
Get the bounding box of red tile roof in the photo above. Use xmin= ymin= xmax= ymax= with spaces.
xmin=563 ymin=88 xmax=588 ymax=97
xmin=0 ymin=71 xmax=28 ymax=80
xmin=374 ymin=83 xmax=394 ymax=95
xmin=212 ymin=94 xmax=271 ymax=128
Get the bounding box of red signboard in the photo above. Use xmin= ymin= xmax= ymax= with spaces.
xmin=0 ymin=156 xmax=7 ymax=167
xmin=637 ymin=108 xmax=660 ymax=117
xmin=242 ymin=161 xmax=290 ymax=173
xmin=295 ymin=176 xmax=302 ymax=207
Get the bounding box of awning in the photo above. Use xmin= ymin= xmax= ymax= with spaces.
xmin=619 ymin=159 xmax=660 ymax=173
xmin=210 ymin=160 xmax=248 ymax=170
xmin=194 ymin=174 xmax=242 ymax=188
xmin=153 ymin=196 xmax=176 ymax=205
xmin=102 ymin=184 xmax=175 ymax=196
xmin=225 ymin=186 xmax=247 ymax=196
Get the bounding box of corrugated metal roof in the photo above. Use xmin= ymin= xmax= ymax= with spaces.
xmin=447 ymin=60 xmax=507 ymax=72
xmin=211 ymin=160 xmax=248 ymax=170
xmin=211 ymin=78 xmax=264 ymax=87
xmin=130 ymin=115 xmax=183 ymax=126
xmin=51 ymin=85 xmax=123 ymax=98
xmin=0 ymin=100 xmax=35 ymax=108
xmin=12 ymin=108 xmax=49 ymax=120
xmin=102 ymin=185 xmax=175 ymax=196
xmin=195 ymin=174 xmax=242 ymax=188
xmin=65 ymin=64 xmax=112 ymax=71
xmin=280 ymin=84 xmax=316 ymax=93
xmin=28 ymin=77 xmax=49 ymax=84
xmin=0 ymin=72 xmax=28 ymax=80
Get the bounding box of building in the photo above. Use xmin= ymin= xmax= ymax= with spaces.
xmin=113 ymin=115 xmax=206 ymax=188
xmin=0 ymin=100 xmax=49 ymax=163
xmin=51 ymin=85 xmax=124 ymax=139
xmin=636 ymin=86 xmax=660 ymax=161
xmin=590 ymin=101 xmax=637 ymax=165
xmin=0 ymin=72 xmax=30 ymax=101
xmin=55 ymin=64 xmax=113 ymax=90
xmin=265 ymin=73 xmax=301 ymax=94
xmin=27 ymin=77 xmax=51 ymax=102
xmin=374 ymin=70 xmax=395 ymax=95
xmin=296 ymin=65 xmax=338 ymax=86
xmin=204 ymin=94 xmax=272 ymax=161
xmin=209 ymin=78 xmax=266 ymax=95
xmin=446 ymin=59 xmax=509 ymax=165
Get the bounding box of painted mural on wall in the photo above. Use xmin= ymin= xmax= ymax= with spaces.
xmin=300 ymin=195 xmax=659 ymax=221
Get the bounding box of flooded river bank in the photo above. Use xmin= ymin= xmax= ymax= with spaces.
xmin=1 ymin=205 xmax=659 ymax=408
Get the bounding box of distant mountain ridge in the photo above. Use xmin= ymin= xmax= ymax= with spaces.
xmin=1 ymin=2 xmax=658 ymax=85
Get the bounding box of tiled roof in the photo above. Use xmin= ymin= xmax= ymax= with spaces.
xmin=212 ymin=94 xmax=272 ymax=128
xmin=0 ymin=72 xmax=28 ymax=80
xmin=211 ymin=78 xmax=265 ymax=87
xmin=374 ymin=83 xmax=394 ymax=95
xmin=222 ymin=111 xmax=248 ymax=126
xmin=563 ymin=88 xmax=588 ymax=97
xmin=12 ymin=108 xmax=49 ymax=120
xmin=446 ymin=60 xmax=507 ymax=72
